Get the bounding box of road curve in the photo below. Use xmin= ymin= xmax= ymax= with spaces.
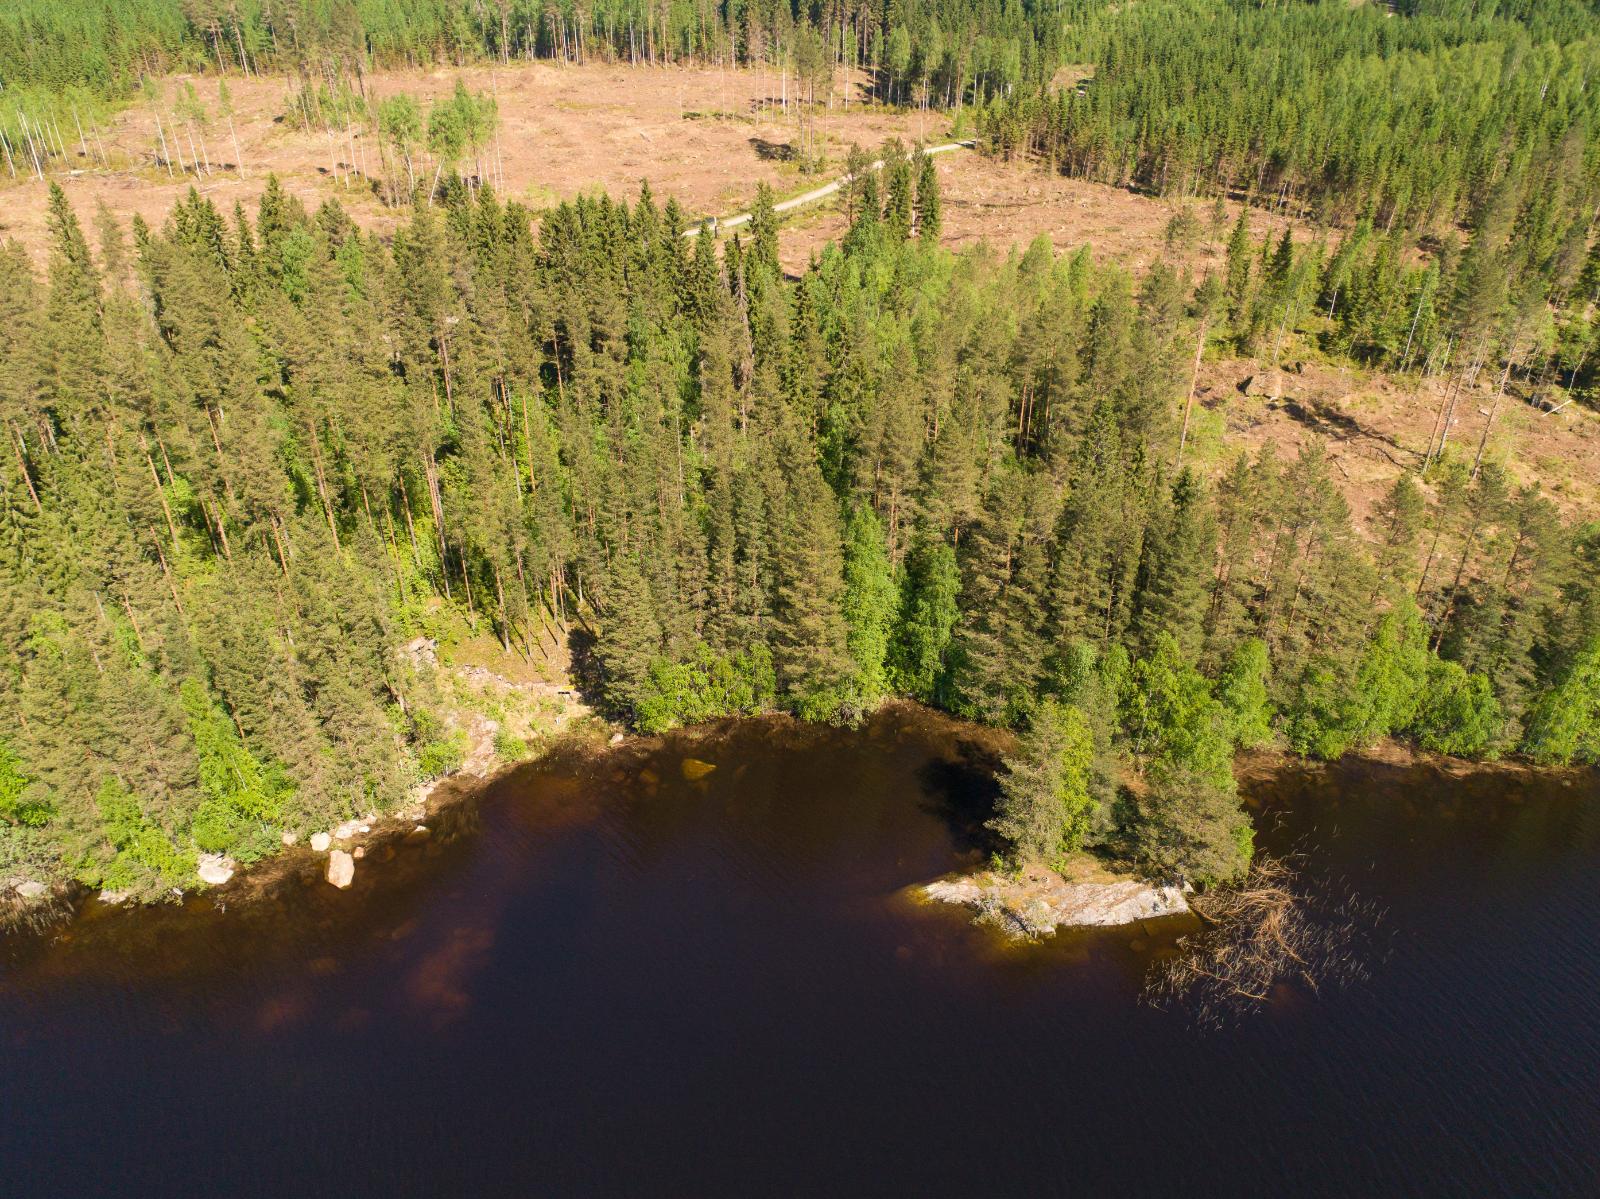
xmin=682 ymin=140 xmax=976 ymax=237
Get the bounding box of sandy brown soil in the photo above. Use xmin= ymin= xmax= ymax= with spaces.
xmin=1192 ymin=355 xmax=1600 ymax=527
xmin=4 ymin=59 xmax=1272 ymax=276
xmin=1 ymin=62 xmax=934 ymax=260
xmin=782 ymin=148 xmax=1278 ymax=274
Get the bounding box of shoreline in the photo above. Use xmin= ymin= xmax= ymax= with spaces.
xmin=5 ymin=708 xmax=1592 ymax=938
xmin=1234 ymin=740 xmax=1597 ymax=786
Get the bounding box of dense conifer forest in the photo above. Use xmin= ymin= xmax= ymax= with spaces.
xmin=3 ymin=151 xmax=1599 ymax=899
xmin=4 ymin=0 xmax=1600 ymax=902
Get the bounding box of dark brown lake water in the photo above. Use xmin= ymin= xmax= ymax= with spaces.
xmin=4 ymin=707 xmax=1599 ymax=1197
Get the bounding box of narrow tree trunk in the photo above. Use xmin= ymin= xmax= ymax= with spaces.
xmin=1176 ymin=318 xmax=1209 ymax=469
xmin=398 ymin=481 xmax=421 ymax=563
xmin=141 ymin=437 xmax=181 ymax=553
xmin=150 ymin=528 xmax=185 ymax=615
xmin=9 ymin=422 xmax=41 ymax=511
xmin=1472 ymin=350 xmax=1517 ymax=481
xmin=308 ymin=422 xmax=341 ymax=547
xmin=269 ymin=516 xmax=291 ymax=575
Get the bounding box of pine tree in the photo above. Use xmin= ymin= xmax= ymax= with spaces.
xmin=1522 ymin=638 xmax=1600 ymax=765
xmin=989 ymin=700 xmax=1099 ymax=863
xmin=883 ymin=142 xmax=914 ymax=240
xmin=1130 ymin=468 xmax=1215 ymax=657
xmin=596 ymin=549 xmax=665 ymax=719
xmin=748 ymin=183 xmax=780 ymax=283
xmin=1224 ymin=207 xmax=1254 ymax=330
xmin=888 ymin=534 xmax=960 ymax=702
xmin=770 ymin=452 xmax=853 ymax=721
xmin=915 ymin=147 xmax=942 ymax=242
xmin=841 ymin=506 xmax=898 ymax=708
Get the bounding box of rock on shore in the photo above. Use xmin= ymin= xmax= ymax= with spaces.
xmin=326 ymin=850 xmax=355 ymax=890
xmin=196 ymin=854 xmax=235 ymax=887
xmin=922 ymin=867 xmax=1190 ymax=938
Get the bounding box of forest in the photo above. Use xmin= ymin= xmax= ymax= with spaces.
xmin=3 ymin=135 xmax=1599 ymax=902
xmin=3 ymin=0 xmax=1600 ymax=904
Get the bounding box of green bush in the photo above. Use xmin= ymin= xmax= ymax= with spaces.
xmin=1411 ymin=661 xmax=1502 ymax=758
xmin=989 ymin=700 xmax=1099 ymax=863
xmin=634 ymin=644 xmax=777 ymax=733
xmin=91 ymin=778 xmax=196 ymax=894
xmin=0 ymin=742 xmax=51 ymax=828
xmin=1521 ymin=639 xmax=1600 ymax=765
xmin=416 ymin=729 xmax=467 ymax=779
xmin=493 ymin=728 xmax=530 ymax=760
xmin=1216 ymin=638 xmax=1274 ymax=749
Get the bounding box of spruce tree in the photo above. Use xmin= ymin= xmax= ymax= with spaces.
xmin=989 ymin=700 xmax=1099 ymax=863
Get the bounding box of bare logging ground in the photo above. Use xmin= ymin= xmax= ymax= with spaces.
xmin=1191 ymin=356 xmax=1600 ymax=525
xmin=0 ymin=60 xmax=1254 ymax=275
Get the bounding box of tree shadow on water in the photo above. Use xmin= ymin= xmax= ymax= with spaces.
xmin=916 ymin=738 xmax=1006 ymax=859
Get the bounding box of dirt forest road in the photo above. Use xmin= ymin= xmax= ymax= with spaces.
xmin=682 ymin=140 xmax=975 ymax=236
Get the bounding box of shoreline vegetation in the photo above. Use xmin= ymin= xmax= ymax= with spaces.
xmin=1 ymin=636 xmax=607 ymax=933
xmin=5 ymin=698 xmax=1589 ymax=939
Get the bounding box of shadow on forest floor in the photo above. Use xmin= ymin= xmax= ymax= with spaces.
xmin=1278 ymin=396 xmax=1413 ymax=462
xmin=748 ymin=136 xmax=796 ymax=162
xmin=565 ymin=627 xmax=614 ymax=720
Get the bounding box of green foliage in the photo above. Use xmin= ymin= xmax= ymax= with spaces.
xmin=92 ymin=777 xmax=195 ymax=895
xmin=989 ymin=700 xmax=1099 ymax=864
xmin=416 ymin=733 xmax=467 ymax=780
xmin=1411 ymin=661 xmax=1503 ymax=759
xmin=1283 ymin=660 xmax=1368 ymax=761
xmin=1286 ymin=599 xmax=1462 ymax=760
xmin=493 ymin=729 xmax=531 ymax=761
xmin=2 ymin=147 xmax=1592 ymax=903
xmin=1216 ymin=639 xmax=1273 ymax=750
xmin=411 ymin=710 xmax=467 ymax=780
xmin=1522 ymin=640 xmax=1600 ymax=765
xmin=841 ymin=507 xmax=899 ymax=709
xmin=1123 ymin=635 xmax=1234 ymax=794
xmin=634 ymin=644 xmax=777 ymax=734
xmin=1126 ymin=760 xmax=1253 ymax=886
xmin=888 ymin=535 xmax=960 ymax=702
xmin=915 ymin=149 xmax=942 ymax=242
xmin=1354 ymin=600 xmax=1432 ymax=740
xmin=0 ymin=743 xmax=51 ymax=828
xmin=1119 ymin=635 xmax=1251 ymax=883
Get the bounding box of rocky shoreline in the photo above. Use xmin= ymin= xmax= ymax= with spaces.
xmin=7 ymin=709 xmax=1590 ymax=936
xmin=2 ymin=639 xmax=604 ymax=932
xmin=919 ymin=865 xmax=1192 ymax=939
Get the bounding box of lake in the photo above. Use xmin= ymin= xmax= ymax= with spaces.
xmin=3 ymin=706 xmax=1598 ymax=1197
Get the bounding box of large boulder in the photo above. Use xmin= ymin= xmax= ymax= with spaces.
xmin=197 ymin=854 xmax=235 ymax=887
xmin=326 ymin=850 xmax=355 ymax=890
xmin=921 ymin=869 xmax=1190 ymax=938
xmin=1241 ymin=371 xmax=1283 ymax=398
xmin=681 ymin=757 xmax=717 ymax=781
xmin=13 ymin=880 xmax=47 ymax=901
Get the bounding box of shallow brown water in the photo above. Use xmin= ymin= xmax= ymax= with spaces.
xmin=3 ymin=708 xmax=1599 ymax=1197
